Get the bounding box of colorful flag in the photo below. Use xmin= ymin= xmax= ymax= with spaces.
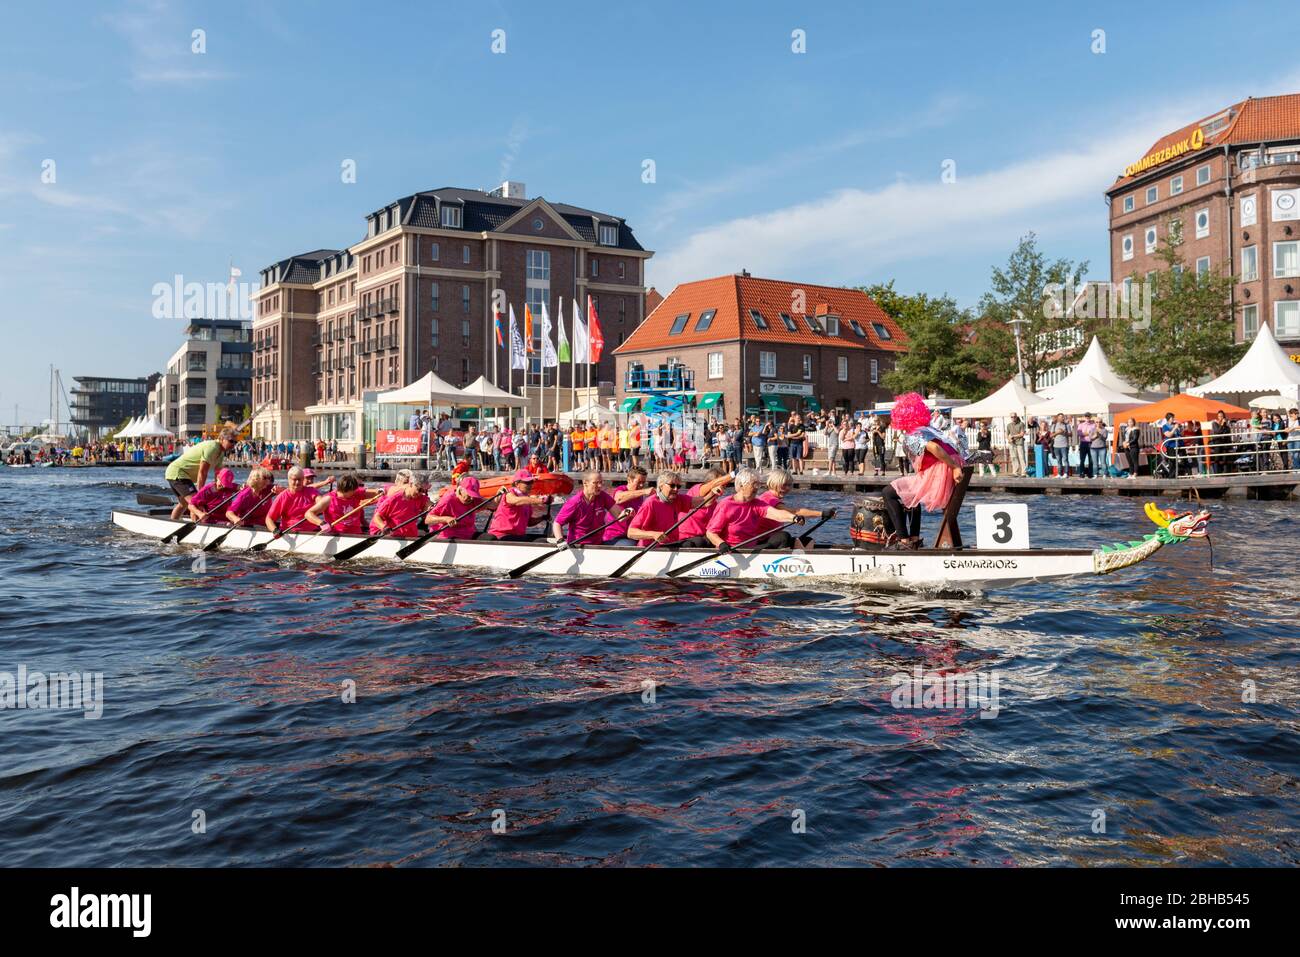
xmin=572 ymin=298 xmax=590 ymax=364
xmin=588 ymin=296 xmax=605 ymax=362
xmin=493 ymin=307 xmax=504 ymax=347
xmin=523 ymin=304 xmax=534 ymax=352
xmin=556 ymin=296 xmax=571 ymax=363
xmin=509 ymin=305 xmax=525 ymax=370
xmin=540 ymin=302 xmax=558 ymax=368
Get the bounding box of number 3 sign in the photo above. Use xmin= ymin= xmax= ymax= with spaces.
xmin=975 ymin=503 xmax=1029 ymax=550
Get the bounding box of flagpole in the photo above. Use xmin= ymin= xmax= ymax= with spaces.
xmin=554 ymin=297 xmax=561 ymax=429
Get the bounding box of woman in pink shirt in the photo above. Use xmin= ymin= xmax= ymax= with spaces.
xmin=265 ymin=466 xmax=321 ymax=532
xmin=186 ymin=467 xmax=239 ymax=524
xmin=706 ymin=468 xmax=809 ymax=550
xmin=601 ymin=465 xmax=654 ymax=544
xmin=484 ymin=470 xmax=551 ymax=540
xmin=675 ymin=464 xmax=732 ymax=545
xmin=225 ymin=468 xmax=278 ymax=528
xmin=755 ymin=467 xmax=824 ymax=546
xmin=371 ymin=474 xmax=431 ymax=538
xmin=426 ymin=475 xmax=487 ymax=540
xmin=305 ymin=474 xmax=378 ymax=535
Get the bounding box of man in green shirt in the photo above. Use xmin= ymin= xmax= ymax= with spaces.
xmin=165 ymin=428 xmax=237 ymax=519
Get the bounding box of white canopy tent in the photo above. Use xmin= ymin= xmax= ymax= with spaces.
xmin=117 ymin=416 xmax=142 ymax=438
xmin=131 ymin=417 xmax=174 ymax=439
xmin=1026 ymin=375 xmax=1142 ymax=419
xmin=1038 ymin=336 xmax=1139 ymax=398
xmin=957 ymin=377 xmax=1042 ymax=419
xmin=376 ymin=370 xmax=468 ymax=407
xmin=558 ymin=402 xmax=619 ymax=426
xmin=1188 ymin=324 xmax=1300 ymax=399
xmin=458 ymin=375 xmax=524 ymax=406
xmin=1248 ymin=392 xmax=1300 ymax=411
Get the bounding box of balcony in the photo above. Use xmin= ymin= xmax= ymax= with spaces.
xmin=216 ymin=393 xmax=250 ymax=408
xmin=626 ymin=366 xmax=694 ymax=393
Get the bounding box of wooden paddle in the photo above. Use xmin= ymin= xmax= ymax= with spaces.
xmin=608 ymin=491 xmax=719 ymax=579
xmin=283 ymin=494 xmax=383 ymax=555
xmin=250 ymin=512 xmax=316 ymax=553
xmin=394 ymin=490 xmax=501 ymax=559
xmin=506 ymin=508 xmax=633 ymax=579
xmin=202 ymin=489 xmax=279 ymax=552
xmin=331 ymin=496 xmax=433 ymax=562
xmin=137 ymin=492 xmax=174 ymax=507
xmin=666 ymin=508 xmax=836 ymax=579
xmin=161 ymin=488 xmax=241 ymax=544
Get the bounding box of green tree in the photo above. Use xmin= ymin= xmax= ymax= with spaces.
xmin=972 ymin=233 xmax=1089 ymax=390
xmin=1099 ymin=230 xmax=1241 ymax=392
xmin=861 ymin=281 xmax=983 ymax=398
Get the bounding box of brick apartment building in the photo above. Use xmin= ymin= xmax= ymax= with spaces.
xmin=613 ymin=274 xmax=906 ymax=420
xmin=1107 ymin=93 xmax=1300 ymax=360
xmin=149 ymin=319 xmax=252 ymax=439
xmin=251 ymin=182 xmax=652 ymax=446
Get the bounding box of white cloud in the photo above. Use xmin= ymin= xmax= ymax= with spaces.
xmin=103 ymin=0 xmax=234 ymax=86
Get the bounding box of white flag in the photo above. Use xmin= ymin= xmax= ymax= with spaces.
xmin=540 ymin=302 xmax=558 ymax=368
xmin=572 ymin=297 xmax=590 ymax=364
xmin=509 ymin=305 xmax=526 ymax=370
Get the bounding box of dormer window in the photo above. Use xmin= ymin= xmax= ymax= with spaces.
xmin=669 ymin=313 xmax=690 ymax=335
xmin=804 ymin=314 xmax=823 ymax=334
xmin=441 ymin=206 xmax=462 ymax=228
xmin=848 ymin=319 xmax=867 ymax=338
xmin=871 ymin=322 xmax=892 ymax=340
xmin=749 ymin=309 xmax=769 ymax=330
xmin=824 ymin=315 xmax=840 ymax=336
xmin=779 ymin=312 xmax=798 ymax=332
xmin=695 ymin=309 xmax=716 ymax=332
xmin=599 ymin=224 xmax=618 ymax=246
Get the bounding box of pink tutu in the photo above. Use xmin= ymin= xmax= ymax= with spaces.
xmin=892 ymin=459 xmax=956 ymax=512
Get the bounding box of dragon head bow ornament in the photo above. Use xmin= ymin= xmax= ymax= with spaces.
xmin=1093 ymin=504 xmax=1213 ymax=575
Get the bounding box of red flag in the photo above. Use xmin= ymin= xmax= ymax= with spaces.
xmin=524 ymin=304 xmax=534 ymax=352
xmin=587 ymin=296 xmax=604 ymax=362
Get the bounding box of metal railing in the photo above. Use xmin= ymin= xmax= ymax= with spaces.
xmin=626 ymin=367 xmax=694 ymax=392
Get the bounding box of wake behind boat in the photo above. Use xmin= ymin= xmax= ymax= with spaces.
xmin=110 ymin=501 xmax=1210 ymax=591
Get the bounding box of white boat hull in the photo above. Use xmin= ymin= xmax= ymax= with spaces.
xmin=111 ymin=509 xmax=1103 ymax=591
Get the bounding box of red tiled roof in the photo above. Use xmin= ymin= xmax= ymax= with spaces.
xmin=615 ymin=274 xmax=907 ymax=354
xmin=1112 ymin=93 xmax=1300 ymax=187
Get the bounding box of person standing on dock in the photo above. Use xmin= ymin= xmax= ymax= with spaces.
xmin=1006 ymin=413 xmax=1027 ymax=477
xmin=1050 ymin=415 xmax=1070 ymax=477
xmin=164 ymin=427 xmax=237 ymax=520
xmin=1122 ymin=418 xmax=1142 ymax=478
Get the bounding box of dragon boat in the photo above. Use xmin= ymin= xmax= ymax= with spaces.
xmin=109 ymin=501 xmax=1210 ymax=592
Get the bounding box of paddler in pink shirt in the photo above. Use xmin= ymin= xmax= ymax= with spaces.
xmin=550 ymin=471 xmax=620 ymax=544
xmin=484 ymin=470 xmax=552 ymax=541
xmin=674 ymin=464 xmax=732 ymax=545
xmin=304 ymin=474 xmax=379 ymax=535
xmin=371 ymin=472 xmax=431 ymax=538
xmin=601 ymin=465 xmax=655 ymax=544
xmin=186 ymin=467 xmax=239 ymax=524
xmin=265 ymin=466 xmax=321 ymax=532
xmin=706 ymin=468 xmax=815 ymax=551
xmin=225 ymin=468 xmax=278 ymax=528
xmin=754 ymin=467 xmax=823 ymax=546
xmin=426 ymin=475 xmax=486 ymax=540
xmin=627 ymin=469 xmax=733 ymax=548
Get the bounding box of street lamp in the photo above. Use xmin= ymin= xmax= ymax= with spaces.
xmin=1008 ymin=310 xmax=1029 ymax=388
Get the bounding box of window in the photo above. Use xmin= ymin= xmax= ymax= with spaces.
xmin=838 ymin=356 xmax=850 ymax=382
xmin=1170 ymin=176 xmax=1183 ymax=195
xmin=1121 ymin=235 xmax=1134 ymax=261
xmin=525 ymin=249 xmax=550 ymax=280
xmin=695 ymin=309 xmax=716 ymax=332
xmin=1145 ymin=227 xmax=1157 ymax=253
xmin=1196 ymin=256 xmax=1210 ymax=276
xmin=870 ymin=358 xmax=879 ymax=384
xmin=749 ymin=309 xmax=769 ymax=330
xmin=430 ymin=356 xmax=438 ymax=372
xmin=461 ymin=357 xmax=470 ymax=381
xmin=1146 ymin=186 xmax=1158 ymax=204
xmin=848 ymin=319 xmax=866 ymax=338
xmin=599 ymin=224 xmax=617 ymax=246
xmin=708 ymin=352 xmax=723 ymax=379
xmin=618 ymin=262 xmax=625 ymax=279
xmin=872 ymin=322 xmax=892 ymax=340
xmin=1169 ymin=219 xmax=1183 ymax=244
xmin=1242 ymin=245 xmax=1258 ymax=281
xmin=441 ymin=206 xmax=462 ymax=228
xmin=590 ymin=258 xmax=599 ymax=278
xmin=779 ymin=312 xmax=798 ymax=332
xmin=1123 ymin=195 xmax=1134 ymax=213
xmin=1240 ymin=194 xmax=1258 ymax=227
xmin=430 ymin=319 xmax=439 ymax=347
xmin=824 ymin=315 xmax=839 ymax=336
xmin=759 ymin=351 xmax=776 ymax=377
xmin=1195 ymin=209 xmax=1210 ymax=239
xmin=462 ymin=318 xmax=471 ymax=347
xmin=1277 ymin=301 xmax=1300 ymax=338
xmin=462 ymin=285 xmax=470 ymax=312
xmin=462 ymin=245 xmax=470 ymax=264
xmin=430 ymin=242 xmax=440 ymax=262
xmin=669 ymin=313 xmax=690 ymax=335
xmin=1274 ymin=241 xmax=1299 ymax=278
xmin=804 ymin=314 xmax=822 ymax=334
xmin=430 ymin=282 xmax=440 ymax=311
xmin=1196 ymin=164 xmax=1211 ymax=186
xmin=801 ymin=354 xmax=812 ymax=379
xmin=1242 ymin=304 xmax=1259 ymax=340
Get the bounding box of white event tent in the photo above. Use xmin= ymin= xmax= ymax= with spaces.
xmin=558 ymin=402 xmax=618 ymax=426
xmin=376 ymin=370 xmax=468 ymax=407
xmin=1026 ymin=375 xmax=1142 ymax=418
xmin=956 ymin=377 xmax=1041 ymax=419
xmin=1187 ymin=324 xmax=1300 ymax=401
xmin=1037 ymin=336 xmax=1139 ymax=399
xmin=131 ymin=417 xmax=174 ymax=439
xmin=116 ymin=416 xmax=143 ymax=438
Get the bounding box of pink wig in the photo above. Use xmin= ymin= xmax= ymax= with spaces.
xmin=890 ymin=392 xmax=932 ymax=433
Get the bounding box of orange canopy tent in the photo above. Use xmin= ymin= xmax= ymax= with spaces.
xmin=1126 ymin=393 xmax=1251 ymax=424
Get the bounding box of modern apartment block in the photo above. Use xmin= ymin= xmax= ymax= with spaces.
xmin=149 ymin=319 xmax=253 ymax=439
xmin=70 ymin=376 xmax=155 ymax=435
xmin=251 ymin=182 xmax=653 ymax=446
xmin=613 ymin=273 xmax=906 ymax=420
xmin=1107 ymin=93 xmax=1300 ymax=359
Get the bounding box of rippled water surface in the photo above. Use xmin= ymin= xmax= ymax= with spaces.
xmin=1 ymin=467 xmax=1297 ymax=866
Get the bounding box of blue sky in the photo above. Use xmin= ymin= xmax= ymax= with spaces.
xmin=2 ymin=0 xmax=1298 ymax=426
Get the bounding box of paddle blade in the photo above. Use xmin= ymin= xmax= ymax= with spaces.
xmin=507 ymin=546 xmax=564 ymax=579
xmin=608 ymin=549 xmax=645 ymax=579
xmin=161 ymin=522 xmax=196 ymax=545
xmin=395 ymin=533 xmax=435 ymax=559
xmin=332 ymin=536 xmax=379 ymax=562
xmin=202 ymin=530 xmax=233 ymax=552
xmin=249 ymin=538 xmax=274 ymax=553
